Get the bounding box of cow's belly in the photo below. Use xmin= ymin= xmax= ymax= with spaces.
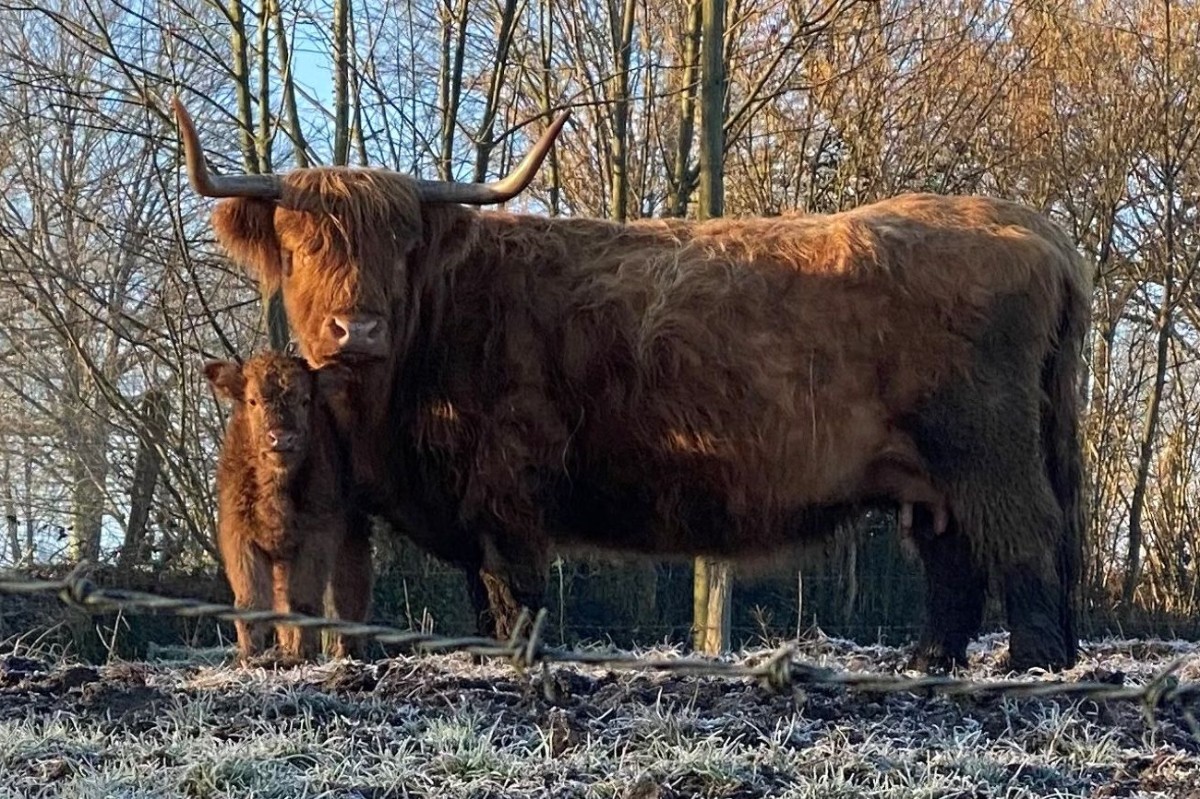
xmin=554 ymin=398 xmax=903 ymax=557
xmin=645 ymin=396 xmax=894 ymax=506
xmin=552 ymin=464 xmax=858 ymax=558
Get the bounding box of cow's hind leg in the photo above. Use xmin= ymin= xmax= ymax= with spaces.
xmin=907 ymin=507 xmax=985 ymax=673
xmin=958 ymin=480 xmax=1070 ymax=672
xmin=910 ymin=296 xmax=1075 ymax=673
xmin=918 ymin=456 xmax=1071 ymax=673
xmin=1003 ymin=563 xmax=1069 ymax=672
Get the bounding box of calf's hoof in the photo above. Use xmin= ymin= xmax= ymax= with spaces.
xmin=243 ymin=648 xmax=306 ymax=670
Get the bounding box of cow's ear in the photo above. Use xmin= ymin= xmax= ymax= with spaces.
xmin=203 ymin=360 xmax=245 ymax=403
xmin=211 ymin=199 xmax=282 ymax=292
xmin=417 ymin=204 xmax=480 ymax=273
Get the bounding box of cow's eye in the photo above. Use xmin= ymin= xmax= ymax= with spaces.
xmin=281 ymin=250 xmax=294 ymax=278
xmin=248 ymin=398 xmax=258 ymax=407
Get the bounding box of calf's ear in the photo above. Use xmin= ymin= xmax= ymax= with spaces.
xmin=203 ymin=360 xmax=246 ymax=403
xmin=211 ymin=199 xmax=283 ymax=292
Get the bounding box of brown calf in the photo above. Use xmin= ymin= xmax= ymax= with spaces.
xmin=205 ymin=353 xmax=372 ymax=661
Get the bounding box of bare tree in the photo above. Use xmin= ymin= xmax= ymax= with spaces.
xmin=693 ymin=0 xmax=730 ymax=656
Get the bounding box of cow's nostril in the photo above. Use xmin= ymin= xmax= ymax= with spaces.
xmin=326 ymin=315 xmax=386 ymax=354
xmin=268 ymin=430 xmax=297 ymax=450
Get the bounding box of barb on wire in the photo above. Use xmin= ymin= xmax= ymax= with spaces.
xmin=2 ymin=564 xmax=1199 ymax=723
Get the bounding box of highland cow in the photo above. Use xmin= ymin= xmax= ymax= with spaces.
xmin=206 ymin=353 xmax=372 ymax=662
xmin=177 ymin=99 xmax=1092 ymax=672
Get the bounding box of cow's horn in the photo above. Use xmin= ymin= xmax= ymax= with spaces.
xmin=416 ymin=110 xmax=571 ymax=205
xmin=173 ymin=97 xmax=282 ymax=199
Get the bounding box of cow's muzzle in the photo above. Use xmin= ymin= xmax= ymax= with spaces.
xmin=325 ymin=314 xmax=389 ymax=359
xmin=267 ymin=429 xmax=301 ymax=452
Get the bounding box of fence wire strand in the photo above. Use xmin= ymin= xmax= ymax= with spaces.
xmin=2 ymin=563 xmax=1199 ymax=735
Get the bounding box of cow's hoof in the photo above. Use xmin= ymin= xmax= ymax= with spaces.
xmin=1005 ymin=630 xmax=1075 ymax=674
xmin=907 ymin=645 xmax=966 ymax=675
xmin=1000 ymin=650 xmax=1073 ymax=675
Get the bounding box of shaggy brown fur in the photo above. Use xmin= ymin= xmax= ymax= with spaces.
xmin=209 ymin=180 xmax=1093 ymax=673
xmin=206 ymin=353 xmax=373 ymax=662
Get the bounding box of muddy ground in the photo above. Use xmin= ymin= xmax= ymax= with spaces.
xmin=2 ymin=634 xmax=1199 ymax=798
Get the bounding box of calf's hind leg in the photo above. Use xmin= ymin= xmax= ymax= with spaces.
xmin=218 ymin=535 xmax=272 ymax=661
xmin=274 ymin=545 xmax=336 ymax=661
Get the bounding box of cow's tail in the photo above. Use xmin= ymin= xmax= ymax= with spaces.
xmin=1041 ymin=241 xmax=1094 ymax=669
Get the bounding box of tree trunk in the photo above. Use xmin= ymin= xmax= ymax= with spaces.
xmin=227 ymin=0 xmax=287 ymax=349
xmin=23 ymin=452 xmax=33 ymax=563
xmin=697 ymin=0 xmax=724 ymax=217
xmin=668 ymin=0 xmax=701 ymax=217
xmin=1123 ymin=302 xmax=1172 ymax=608
xmin=1124 ymin=0 xmax=1179 ymax=611
xmin=118 ymin=388 xmax=169 ymax=572
xmin=4 ymin=460 xmax=19 ymax=564
xmin=608 ymin=0 xmax=637 ymax=221
xmin=438 ymin=0 xmax=471 ymax=180
xmin=692 ymin=0 xmax=730 ymax=656
xmin=227 ymin=0 xmax=259 ymax=174
xmin=271 ymin=0 xmax=310 ymax=167
xmin=349 ymin=3 xmax=369 ymax=166
xmin=67 ymin=422 xmax=107 ymax=563
xmin=332 ymin=0 xmax=351 ymax=166
xmin=472 ymin=0 xmax=520 ymax=183
xmin=256 ymin=0 xmax=273 ymax=173
xmin=61 ymin=291 xmax=108 ymax=564
xmin=270 ymin=0 xmax=310 ymax=346
xmin=537 ymin=0 xmax=562 ymax=215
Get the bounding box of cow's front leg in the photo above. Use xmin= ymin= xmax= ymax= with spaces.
xmin=466 ymin=400 xmax=563 ymax=642
xmin=477 ymin=510 xmax=551 ymax=642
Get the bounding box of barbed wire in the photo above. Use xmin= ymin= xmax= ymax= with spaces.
xmin=2 ymin=563 xmax=1199 ymax=735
